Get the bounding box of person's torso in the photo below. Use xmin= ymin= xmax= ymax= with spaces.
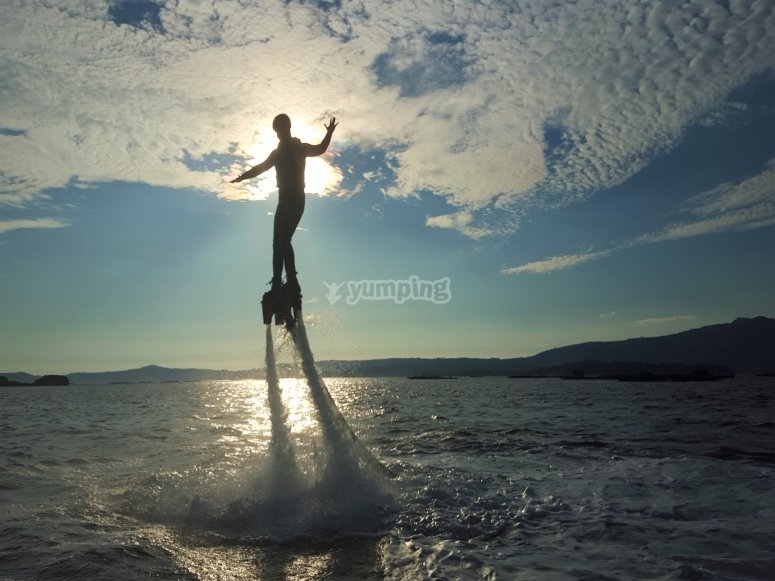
xmin=275 ymin=138 xmax=306 ymax=192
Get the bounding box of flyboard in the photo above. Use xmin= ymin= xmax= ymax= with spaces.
xmin=261 ymin=282 xmax=302 ymax=329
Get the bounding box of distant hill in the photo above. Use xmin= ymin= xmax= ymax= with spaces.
xmin=67 ymin=364 xmax=261 ymax=384
xmin=318 ymin=316 xmax=775 ymax=376
xmin=0 ymin=372 xmax=38 ymax=384
xmin=315 ymin=357 xmax=516 ymax=378
xmin=512 ymin=316 xmax=775 ymax=373
xmin=3 ymin=316 xmax=773 ymax=384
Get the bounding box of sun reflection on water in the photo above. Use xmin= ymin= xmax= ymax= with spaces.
xmin=279 ymin=377 xmax=317 ymax=434
xmin=167 ymin=537 xmax=369 ymax=581
xmin=206 ymin=378 xmax=325 ymax=465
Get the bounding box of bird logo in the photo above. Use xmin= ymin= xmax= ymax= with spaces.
xmin=323 ymin=281 xmax=346 ymax=305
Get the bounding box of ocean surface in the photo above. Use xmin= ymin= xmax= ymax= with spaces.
xmin=2 ymin=335 xmax=774 ymax=579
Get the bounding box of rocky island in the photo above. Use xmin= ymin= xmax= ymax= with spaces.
xmin=0 ymin=375 xmax=70 ymax=387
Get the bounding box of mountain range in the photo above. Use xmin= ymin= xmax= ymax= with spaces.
xmin=3 ymin=316 xmax=773 ymax=384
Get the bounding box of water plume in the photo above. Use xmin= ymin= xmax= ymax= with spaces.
xmin=264 ymin=325 xmax=300 ymax=495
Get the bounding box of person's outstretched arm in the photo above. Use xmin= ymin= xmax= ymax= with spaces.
xmin=230 ymin=151 xmax=276 ymax=183
xmin=304 ymin=117 xmax=338 ymax=157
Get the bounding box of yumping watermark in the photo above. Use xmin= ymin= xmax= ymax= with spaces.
xmin=324 ymin=275 xmax=451 ymax=306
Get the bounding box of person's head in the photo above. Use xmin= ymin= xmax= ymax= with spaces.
xmin=272 ymin=114 xmax=292 ymax=138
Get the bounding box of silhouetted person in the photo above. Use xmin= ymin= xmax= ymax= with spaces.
xmin=232 ymin=114 xmax=338 ymax=292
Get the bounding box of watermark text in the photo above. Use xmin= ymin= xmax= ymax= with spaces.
xmin=324 ymin=275 xmax=451 ymax=305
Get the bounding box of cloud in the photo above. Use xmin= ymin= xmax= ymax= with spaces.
xmin=426 ymin=210 xmax=490 ymax=240
xmin=425 ymin=207 xmax=520 ymax=239
xmin=1 ymin=0 xmax=774 ymax=237
xmin=0 ymin=218 xmax=69 ymax=234
xmin=504 ymin=156 xmax=775 ymax=274
xmin=502 ymin=251 xmax=611 ymax=275
xmin=636 ymin=158 xmax=775 ymax=244
xmin=692 ymin=158 xmax=775 ymax=217
xmin=634 ymin=315 xmax=698 ymax=327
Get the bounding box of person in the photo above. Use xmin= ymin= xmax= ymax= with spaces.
xmin=231 ymin=114 xmax=338 ymax=292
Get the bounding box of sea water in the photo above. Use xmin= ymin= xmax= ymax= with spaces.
xmin=1 ymin=364 xmax=774 ymax=579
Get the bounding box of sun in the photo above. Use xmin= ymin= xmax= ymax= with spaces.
xmin=304 ymin=156 xmax=342 ymax=196
xmin=234 ymin=121 xmax=342 ymax=201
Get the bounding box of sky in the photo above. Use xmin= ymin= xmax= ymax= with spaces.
xmin=1 ymin=0 xmax=774 ymax=374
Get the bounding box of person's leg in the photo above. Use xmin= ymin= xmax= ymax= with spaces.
xmin=272 ymin=202 xmax=288 ymax=289
xmin=272 ymin=195 xmax=305 ymax=287
xmin=282 ymin=196 xmax=305 ymax=288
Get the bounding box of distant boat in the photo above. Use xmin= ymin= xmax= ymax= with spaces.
xmin=407 ymin=374 xmax=457 ymax=380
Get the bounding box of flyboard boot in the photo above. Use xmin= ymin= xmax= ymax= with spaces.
xmin=282 ymin=276 xmax=302 ymax=329
xmin=261 ymin=278 xmax=282 ymax=326
xmin=261 ymin=277 xmax=302 ymax=328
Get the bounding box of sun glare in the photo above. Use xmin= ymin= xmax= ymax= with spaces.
xmin=234 ymin=121 xmax=342 ymax=201
xmin=306 ymin=156 xmax=342 ymax=195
